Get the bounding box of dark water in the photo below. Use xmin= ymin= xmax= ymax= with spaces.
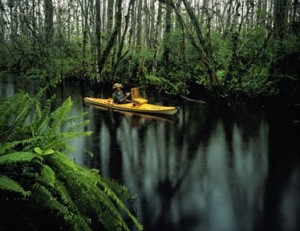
xmin=1 ymin=75 xmax=300 ymax=231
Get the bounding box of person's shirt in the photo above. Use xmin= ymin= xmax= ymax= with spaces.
xmin=112 ymin=90 xmax=125 ymax=104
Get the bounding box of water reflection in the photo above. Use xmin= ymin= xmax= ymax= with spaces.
xmin=280 ymin=168 xmax=300 ymax=231
xmin=0 ymin=75 xmax=15 ymax=98
xmin=1 ymin=75 xmax=299 ymax=231
xmin=88 ymin=103 xmax=271 ymax=231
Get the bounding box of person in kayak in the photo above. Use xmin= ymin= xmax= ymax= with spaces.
xmin=112 ymin=83 xmax=131 ymax=104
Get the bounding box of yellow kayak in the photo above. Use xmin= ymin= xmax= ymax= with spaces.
xmin=84 ymin=97 xmax=178 ymax=115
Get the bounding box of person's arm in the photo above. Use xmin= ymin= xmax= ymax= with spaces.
xmin=120 ymin=92 xmax=130 ymax=103
xmin=113 ymin=92 xmax=130 ymax=103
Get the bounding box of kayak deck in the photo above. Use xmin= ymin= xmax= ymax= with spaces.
xmin=84 ymin=97 xmax=178 ymax=115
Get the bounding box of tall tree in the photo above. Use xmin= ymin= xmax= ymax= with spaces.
xmin=136 ymin=0 xmax=143 ymax=50
xmin=274 ymin=0 xmax=289 ymax=39
xmin=111 ymin=0 xmax=135 ymax=78
xmin=163 ymin=0 xmax=172 ymax=78
xmin=107 ymin=0 xmax=114 ymax=38
xmin=44 ymin=0 xmax=53 ymax=43
xmin=95 ymin=0 xmax=101 ymax=74
xmin=78 ymin=0 xmax=90 ymax=77
xmin=181 ymin=0 xmax=218 ymax=85
xmin=0 ymin=0 xmax=5 ymax=41
xmin=97 ymin=0 xmax=123 ymax=80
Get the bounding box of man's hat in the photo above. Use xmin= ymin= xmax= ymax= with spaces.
xmin=112 ymin=83 xmax=123 ymax=89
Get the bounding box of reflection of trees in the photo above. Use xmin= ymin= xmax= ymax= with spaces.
xmin=257 ymin=108 xmax=300 ymax=231
xmin=87 ymin=101 xmax=298 ymax=231
xmin=2 ymin=75 xmax=298 ymax=231
xmin=84 ymin=108 xmax=124 ymax=180
xmin=117 ymin=118 xmax=193 ymax=230
xmin=113 ymin=103 xmax=270 ymax=231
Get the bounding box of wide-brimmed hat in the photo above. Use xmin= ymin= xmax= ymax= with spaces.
xmin=112 ymin=83 xmax=123 ymax=89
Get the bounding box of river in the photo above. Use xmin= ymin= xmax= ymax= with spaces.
xmin=1 ymin=74 xmax=299 ymax=231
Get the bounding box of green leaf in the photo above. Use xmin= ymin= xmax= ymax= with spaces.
xmin=0 ymin=176 xmax=31 ymax=197
xmin=44 ymin=149 xmax=55 ymax=155
xmin=0 ymin=152 xmax=37 ymax=165
xmin=34 ymin=147 xmax=43 ymax=155
xmin=41 ymin=165 xmax=56 ymax=187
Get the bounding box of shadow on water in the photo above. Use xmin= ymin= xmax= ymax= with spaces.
xmin=85 ymin=100 xmax=299 ymax=231
xmin=1 ymin=75 xmax=299 ymax=231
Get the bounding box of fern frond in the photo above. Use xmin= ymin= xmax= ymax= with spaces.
xmin=38 ymin=131 xmax=92 ymax=151
xmin=0 ymin=91 xmax=143 ymax=231
xmin=0 ymin=93 xmax=26 ymax=125
xmin=58 ymin=164 xmax=142 ymax=231
xmin=0 ymin=136 xmax=44 ymax=155
xmin=30 ymin=182 xmax=91 ymax=231
xmin=0 ymin=175 xmax=31 ymax=197
xmin=45 ymin=151 xmax=79 ymax=172
xmin=0 ymin=151 xmax=40 ymax=165
xmin=62 ymin=111 xmax=90 ymax=132
xmin=40 ymin=164 xmax=56 ymax=187
xmin=45 ymin=154 xmax=132 ymax=230
xmin=34 ymin=95 xmax=55 ymax=135
xmin=102 ymin=176 xmax=133 ymax=200
xmin=48 ymin=97 xmax=73 ymax=134
xmin=0 ymin=93 xmax=35 ymax=143
xmin=97 ymin=181 xmax=143 ymax=231
xmin=67 ymin=172 xmax=126 ymax=230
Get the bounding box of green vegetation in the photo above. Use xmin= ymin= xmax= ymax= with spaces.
xmin=0 ymin=91 xmax=143 ymax=231
xmin=0 ymin=0 xmax=299 ymax=100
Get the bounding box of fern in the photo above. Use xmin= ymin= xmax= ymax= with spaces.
xmin=30 ymin=183 xmax=90 ymax=231
xmin=40 ymin=164 xmax=56 ymax=186
xmin=0 ymin=136 xmax=44 ymax=155
xmin=0 ymin=176 xmax=30 ymax=197
xmin=0 ymin=93 xmax=35 ymax=143
xmin=0 ymin=151 xmax=38 ymax=164
xmin=46 ymin=153 xmax=142 ymax=231
xmin=47 ymin=97 xmax=73 ymax=134
xmin=34 ymin=96 xmax=54 ymax=135
xmin=0 ymin=91 xmax=143 ymax=231
xmin=0 ymin=93 xmax=26 ymax=124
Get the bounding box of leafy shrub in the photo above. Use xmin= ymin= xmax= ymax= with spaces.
xmin=0 ymin=90 xmax=143 ymax=231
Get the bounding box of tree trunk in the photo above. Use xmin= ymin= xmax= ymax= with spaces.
xmin=95 ymin=0 xmax=101 ymax=74
xmin=0 ymin=0 xmax=5 ymax=41
xmin=7 ymin=0 xmax=16 ymax=38
xmin=102 ymin=0 xmax=106 ymax=31
xmin=175 ymin=0 xmax=187 ymax=69
xmin=144 ymin=0 xmax=150 ymax=48
xmin=107 ymin=0 xmax=114 ymax=38
xmin=78 ymin=0 xmax=89 ymax=77
xmin=163 ymin=0 xmax=172 ymax=78
xmin=181 ymin=0 xmax=218 ymax=86
xmin=97 ymin=0 xmax=122 ymax=80
xmin=44 ymin=0 xmax=53 ymax=43
xmin=274 ymin=0 xmax=289 ymax=39
xmin=128 ymin=0 xmax=136 ymax=48
xmin=136 ymin=0 xmax=142 ymax=50
xmin=149 ymin=0 xmax=156 ymax=49
xmin=151 ymin=1 xmax=162 ymax=75
xmin=111 ymin=0 xmax=134 ymax=79
xmin=223 ymin=0 xmax=233 ymax=37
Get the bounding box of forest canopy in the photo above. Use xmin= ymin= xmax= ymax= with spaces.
xmin=0 ymin=0 xmax=299 ymax=100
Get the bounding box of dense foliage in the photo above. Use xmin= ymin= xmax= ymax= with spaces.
xmin=0 ymin=0 xmax=299 ymax=100
xmin=0 ymin=91 xmax=143 ymax=231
